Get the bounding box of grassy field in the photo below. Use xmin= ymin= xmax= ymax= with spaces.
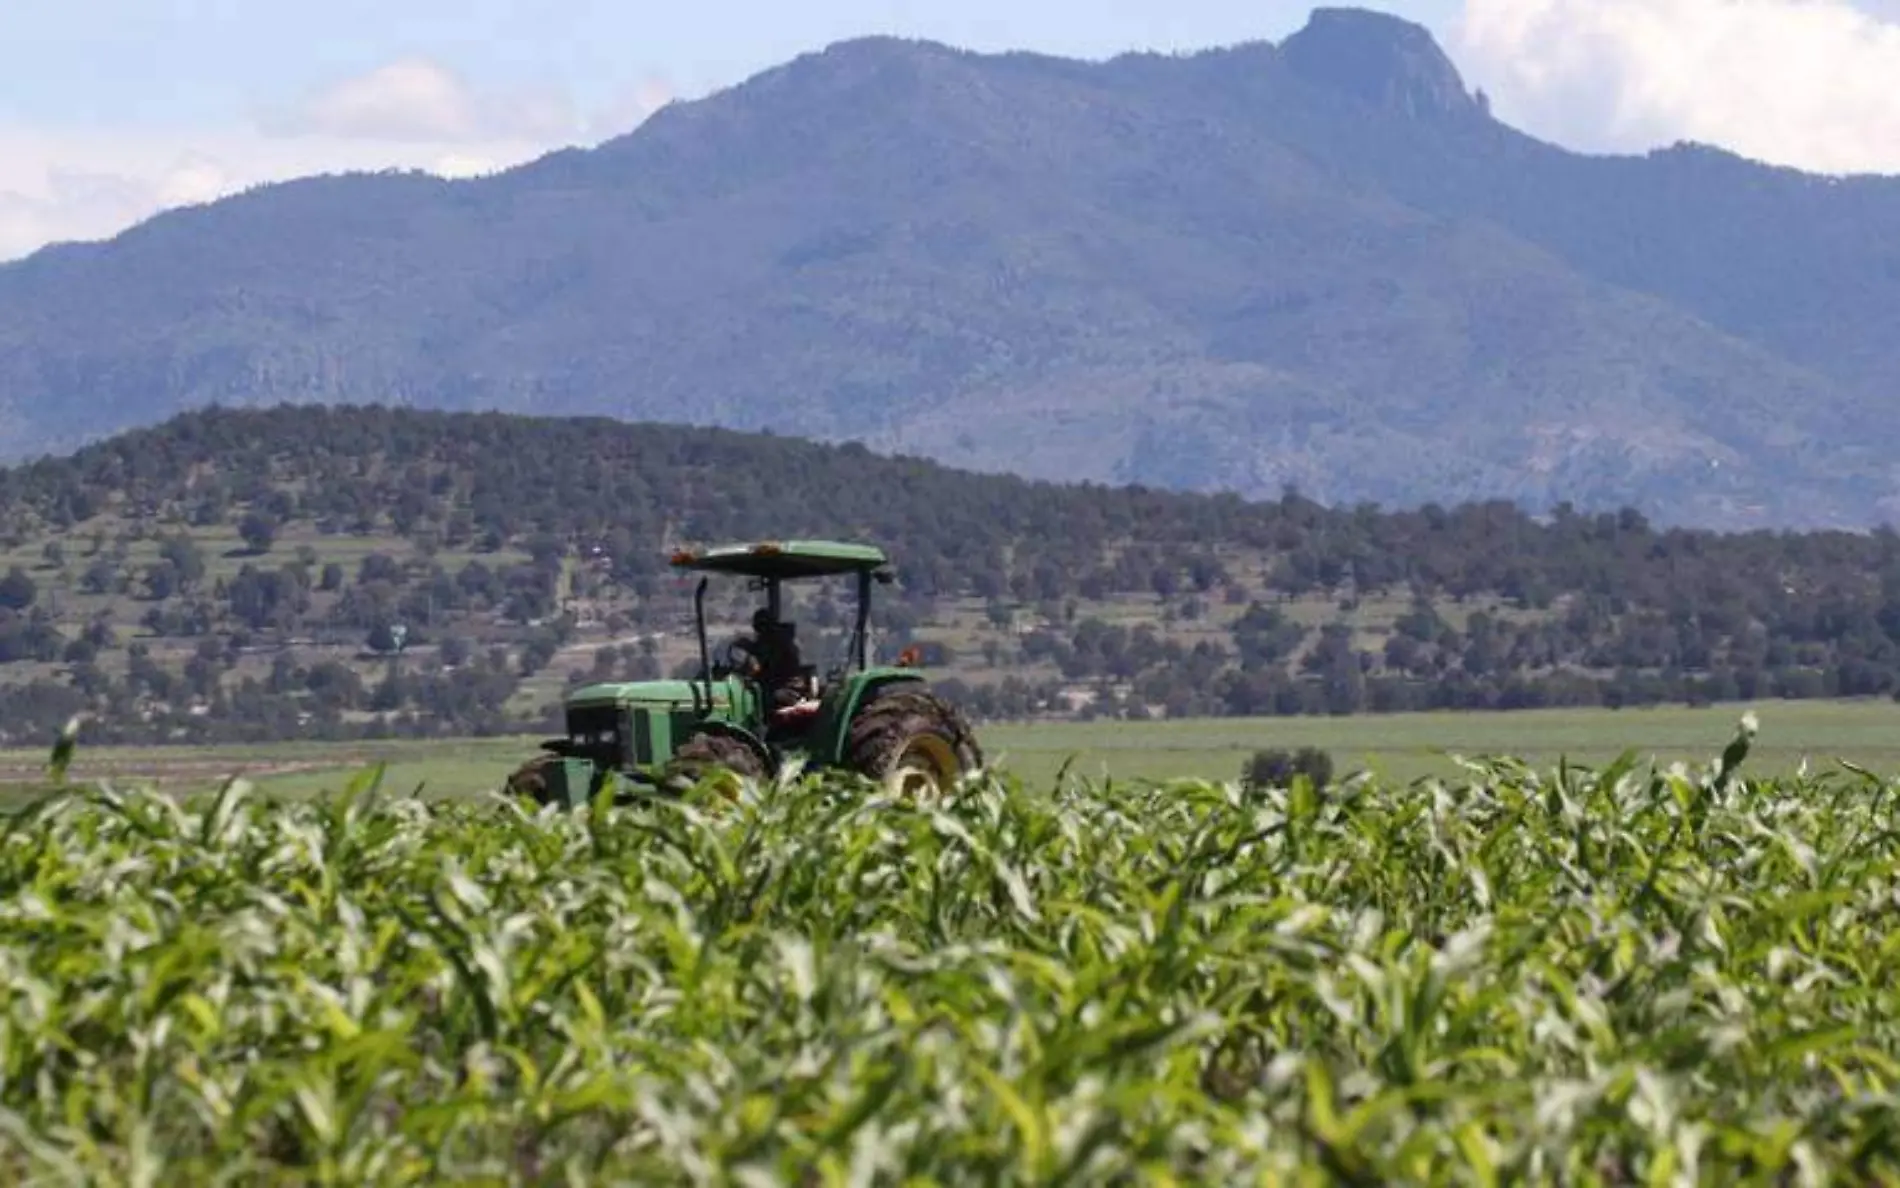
xmin=1000 ymin=698 xmax=1900 ymax=786
xmin=3 ymin=698 xmax=1895 ymax=802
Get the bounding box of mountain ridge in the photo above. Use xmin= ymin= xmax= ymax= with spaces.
xmin=2 ymin=7 xmax=1896 ymax=529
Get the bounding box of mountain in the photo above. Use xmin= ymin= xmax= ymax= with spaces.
xmin=2 ymin=6 xmax=1898 ymax=529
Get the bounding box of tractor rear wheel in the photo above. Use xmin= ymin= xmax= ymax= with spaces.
xmin=504 ymin=753 xmax=564 ymax=806
xmin=664 ymin=731 xmax=768 ymax=803
xmin=843 ymin=688 xmax=982 ymax=799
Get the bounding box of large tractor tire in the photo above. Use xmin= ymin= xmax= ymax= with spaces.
xmin=504 ymin=753 xmax=563 ymax=807
xmin=843 ymin=688 xmax=983 ymax=799
xmin=664 ymin=731 xmax=768 ymax=803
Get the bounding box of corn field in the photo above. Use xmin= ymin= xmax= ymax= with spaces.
xmin=4 ymin=715 xmax=1900 ymax=1183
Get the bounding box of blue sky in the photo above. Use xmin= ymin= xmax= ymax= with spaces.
xmin=0 ymin=1 xmax=1456 ymax=128
xmin=3 ymin=0 xmax=1899 ymax=262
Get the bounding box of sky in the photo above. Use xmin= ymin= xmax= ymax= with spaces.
xmin=5 ymin=0 xmax=1900 ymax=262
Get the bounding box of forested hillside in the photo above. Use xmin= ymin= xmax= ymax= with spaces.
xmin=0 ymin=404 xmax=1894 ymax=747
xmin=3 ymin=8 xmax=1900 ymax=527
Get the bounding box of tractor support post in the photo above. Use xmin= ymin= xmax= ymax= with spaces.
xmin=693 ymin=576 xmax=711 ymax=709
xmin=854 ymin=569 xmax=871 ymax=670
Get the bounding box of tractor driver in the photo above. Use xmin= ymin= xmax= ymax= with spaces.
xmin=741 ymin=607 xmax=811 ymax=710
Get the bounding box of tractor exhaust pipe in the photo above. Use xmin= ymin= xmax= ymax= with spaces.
xmin=694 ymin=576 xmax=712 ymax=711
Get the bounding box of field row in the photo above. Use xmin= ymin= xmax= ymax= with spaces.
xmin=3 ymin=699 xmax=1897 ymax=802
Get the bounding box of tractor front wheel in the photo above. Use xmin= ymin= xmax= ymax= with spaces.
xmin=843 ymin=689 xmax=982 ymax=800
xmin=664 ymin=731 xmax=768 ymax=803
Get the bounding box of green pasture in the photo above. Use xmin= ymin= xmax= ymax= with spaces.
xmin=4 ymin=697 xmax=1896 ymax=803
xmin=991 ymin=697 xmax=1900 ymax=786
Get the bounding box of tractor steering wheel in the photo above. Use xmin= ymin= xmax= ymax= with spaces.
xmin=723 ymin=638 xmax=761 ymax=678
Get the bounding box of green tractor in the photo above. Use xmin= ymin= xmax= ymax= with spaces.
xmin=504 ymin=539 xmax=983 ymax=807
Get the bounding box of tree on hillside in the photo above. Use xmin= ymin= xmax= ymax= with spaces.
xmin=238 ymin=511 xmax=278 ymax=555
xmin=159 ymin=535 xmax=206 ymax=591
xmin=0 ymin=566 xmax=36 ymax=611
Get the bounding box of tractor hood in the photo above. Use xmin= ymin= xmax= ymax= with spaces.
xmin=566 ymin=679 xmax=737 ymax=709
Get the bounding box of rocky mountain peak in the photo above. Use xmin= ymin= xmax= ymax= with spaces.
xmin=1279 ymin=7 xmax=1485 ymax=122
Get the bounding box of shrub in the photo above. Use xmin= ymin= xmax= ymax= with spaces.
xmin=1243 ymin=744 xmax=1334 ymax=791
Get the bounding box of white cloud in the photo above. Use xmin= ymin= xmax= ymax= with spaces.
xmin=260 ymin=57 xmax=578 ymax=144
xmin=1454 ymin=0 xmax=1900 ymax=175
xmin=0 ymin=150 xmax=216 ymax=264
xmin=0 ymin=57 xmax=676 ymax=263
xmin=586 ymin=78 xmax=678 ymax=141
xmin=0 ymin=122 xmax=555 ymax=262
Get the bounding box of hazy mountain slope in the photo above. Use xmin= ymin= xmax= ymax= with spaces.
xmin=0 ymin=8 xmax=1895 ymax=527
xmin=1171 ymin=8 xmax=1900 ymax=394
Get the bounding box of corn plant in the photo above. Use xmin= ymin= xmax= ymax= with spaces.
xmin=3 ymin=714 xmax=1900 ymax=1183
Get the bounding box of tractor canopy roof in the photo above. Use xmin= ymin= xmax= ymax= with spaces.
xmin=668 ymin=539 xmax=889 ymax=581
